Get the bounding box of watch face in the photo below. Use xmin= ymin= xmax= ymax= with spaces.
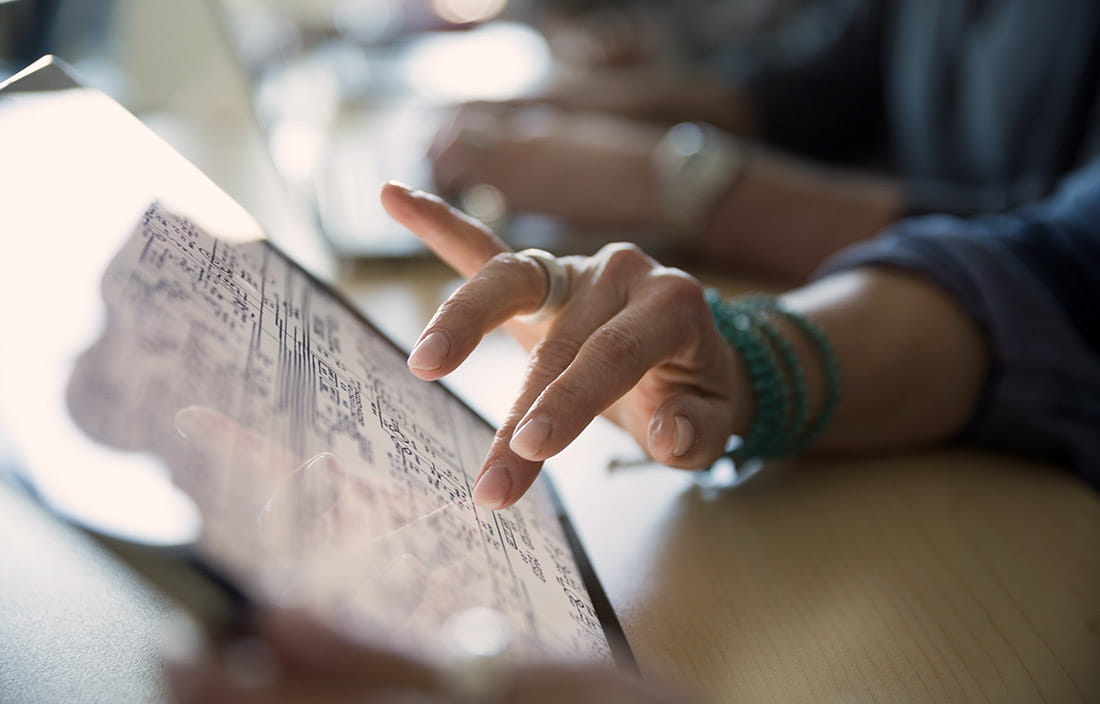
xmin=653 ymin=122 xmax=743 ymax=234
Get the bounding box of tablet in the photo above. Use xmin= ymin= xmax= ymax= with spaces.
xmin=0 ymin=58 xmax=631 ymax=668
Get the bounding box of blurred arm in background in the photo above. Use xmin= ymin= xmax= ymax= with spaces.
xmin=430 ymin=0 xmax=1100 ymax=282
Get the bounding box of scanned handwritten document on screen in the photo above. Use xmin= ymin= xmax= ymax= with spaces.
xmin=65 ymin=203 xmax=610 ymax=662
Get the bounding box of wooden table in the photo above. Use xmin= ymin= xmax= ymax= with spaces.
xmin=343 ymin=259 xmax=1100 ymax=704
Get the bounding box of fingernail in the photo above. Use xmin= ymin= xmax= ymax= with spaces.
xmin=384 ymin=179 xmax=412 ymax=192
xmin=473 ymin=463 xmax=513 ymax=509
xmin=510 ymin=415 xmax=552 ymax=459
xmin=408 ymin=331 xmax=450 ymax=371
xmin=673 ymin=415 xmax=694 ymax=457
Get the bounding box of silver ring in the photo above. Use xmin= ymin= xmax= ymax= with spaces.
xmin=516 ymin=248 xmax=568 ymax=323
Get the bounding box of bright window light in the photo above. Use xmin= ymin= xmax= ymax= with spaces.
xmin=431 ymin=0 xmax=508 ymax=25
xmin=402 ymin=22 xmax=551 ymax=103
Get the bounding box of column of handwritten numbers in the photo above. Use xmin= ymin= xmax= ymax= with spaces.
xmin=351 ymin=331 xmax=460 ymax=468
xmin=218 ymin=248 xmax=261 ymax=330
xmin=139 ymin=204 xmax=190 ymax=252
xmin=140 ymin=209 xmax=269 ymax=342
xmin=371 ymin=389 xmax=459 ymax=524
xmin=129 ymin=207 xmax=197 ymax=320
xmin=426 ymin=402 xmax=541 ymax=636
xmin=302 ymin=309 xmax=377 ymax=467
xmin=411 ymin=502 xmax=497 ymax=624
xmin=428 ymin=398 xmax=553 ymax=653
xmin=368 ymin=382 xmax=536 ymax=636
xmin=476 ymin=511 xmax=533 ymax=628
xmin=163 ymin=214 xmax=243 ymax=336
xmin=405 ymin=420 xmax=460 ymax=473
xmin=498 ymin=513 xmax=546 ymax=585
xmin=311 ymin=365 xmax=373 ymax=465
xmin=229 ymin=242 xmax=278 ymax=406
xmin=545 ymin=538 xmax=608 ymax=656
xmin=491 ymin=513 xmax=550 ymax=654
xmin=130 ymin=210 xmax=258 ymax=422
xmin=372 ymin=381 xmax=464 ymax=499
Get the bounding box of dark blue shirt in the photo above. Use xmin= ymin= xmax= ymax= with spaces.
xmin=729 ymin=0 xmax=1100 ymax=216
xmin=820 ymin=161 xmax=1100 ymax=488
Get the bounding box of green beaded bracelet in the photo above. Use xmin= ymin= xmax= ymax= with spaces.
xmin=744 ymin=307 xmax=809 ymax=444
xmin=743 ymin=295 xmax=841 ymax=453
xmin=706 ymin=290 xmax=841 ymax=464
xmin=704 ymin=289 xmax=787 ymax=461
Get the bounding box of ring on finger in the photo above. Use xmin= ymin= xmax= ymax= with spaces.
xmin=516 ymin=248 xmax=569 ymax=322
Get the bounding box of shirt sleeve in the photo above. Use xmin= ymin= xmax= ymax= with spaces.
xmin=815 ymin=162 xmax=1100 ymax=489
xmin=901 ymin=51 xmax=1100 ymax=218
xmin=718 ymin=0 xmax=887 ymax=162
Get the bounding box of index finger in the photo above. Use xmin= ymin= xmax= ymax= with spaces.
xmin=380 ymin=181 xmax=509 ymax=278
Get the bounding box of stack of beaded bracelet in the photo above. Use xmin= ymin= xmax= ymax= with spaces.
xmin=705 ymin=289 xmax=840 ymax=463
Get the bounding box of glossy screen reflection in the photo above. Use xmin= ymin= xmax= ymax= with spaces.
xmin=61 ymin=202 xmax=611 ymax=663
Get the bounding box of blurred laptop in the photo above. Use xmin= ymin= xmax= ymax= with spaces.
xmin=210 ymin=0 xmax=553 ymax=260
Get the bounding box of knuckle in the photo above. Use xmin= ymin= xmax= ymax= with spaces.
xmin=649 ymin=269 xmax=709 ymax=327
xmin=490 ymin=251 xmax=540 ymax=281
xmin=588 ymin=322 xmax=646 ymax=370
xmin=488 ymin=251 xmax=524 ymax=268
xmin=490 ymin=251 xmax=549 ymax=305
xmin=596 ymin=242 xmax=653 ymax=277
xmin=545 ymin=376 xmax=587 ymax=410
xmin=489 ymin=250 xmax=534 ymax=280
xmin=656 ymin=267 xmax=704 ymax=299
xmin=435 ymin=294 xmax=485 ymax=325
xmin=529 ymin=337 xmax=584 ymax=376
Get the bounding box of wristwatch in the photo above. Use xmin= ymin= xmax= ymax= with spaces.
xmin=651 ymin=121 xmax=746 ymax=239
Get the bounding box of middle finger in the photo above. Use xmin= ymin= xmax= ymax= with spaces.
xmin=470 ymin=281 xmax=631 ymax=510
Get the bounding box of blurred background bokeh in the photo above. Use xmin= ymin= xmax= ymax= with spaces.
xmin=0 ymin=0 xmax=540 ymax=268
xmin=0 ymin=0 xmax=812 ymax=270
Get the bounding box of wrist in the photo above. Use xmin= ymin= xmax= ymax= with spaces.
xmin=651 ymin=122 xmax=747 ymax=240
xmin=706 ymin=291 xmax=841 ymax=463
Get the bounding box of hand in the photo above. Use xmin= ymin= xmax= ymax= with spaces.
xmin=380 ymin=183 xmax=749 ymax=510
xmin=433 ymin=65 xmax=743 ymax=134
xmin=428 ymin=103 xmax=666 ymax=229
xmin=164 ymin=609 xmax=697 ymax=704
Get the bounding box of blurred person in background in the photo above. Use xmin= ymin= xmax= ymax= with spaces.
xmin=529 ymin=0 xmax=814 ymax=69
xmin=430 ymin=0 xmax=1100 ymax=281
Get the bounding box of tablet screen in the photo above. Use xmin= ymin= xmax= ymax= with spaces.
xmin=66 ymin=202 xmax=615 ymax=662
xmin=0 ymin=74 xmax=621 ymax=666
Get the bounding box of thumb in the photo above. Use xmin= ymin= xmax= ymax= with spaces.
xmin=646 ymin=394 xmax=736 ymax=469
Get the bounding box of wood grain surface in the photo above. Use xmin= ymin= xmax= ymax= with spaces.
xmin=349 ymin=263 xmax=1100 ymax=704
